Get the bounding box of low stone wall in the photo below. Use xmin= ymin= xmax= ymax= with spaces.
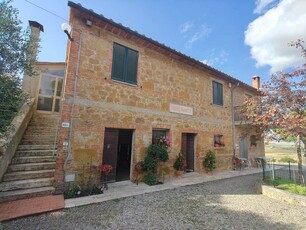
xmin=258 ymin=183 xmax=306 ymax=206
xmin=0 ymin=98 xmax=35 ymax=181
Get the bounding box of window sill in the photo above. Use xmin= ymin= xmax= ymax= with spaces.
xmin=111 ymin=79 xmax=138 ymax=88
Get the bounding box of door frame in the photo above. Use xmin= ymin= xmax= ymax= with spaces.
xmin=181 ymin=133 xmax=196 ymax=172
xmin=35 ymin=64 xmax=65 ymax=114
xmin=102 ymin=128 xmax=135 ymax=182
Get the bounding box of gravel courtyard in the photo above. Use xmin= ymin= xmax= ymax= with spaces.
xmin=1 ymin=173 xmax=306 ymax=230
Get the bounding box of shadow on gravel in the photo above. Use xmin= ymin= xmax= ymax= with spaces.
xmin=2 ymin=174 xmax=305 ymax=229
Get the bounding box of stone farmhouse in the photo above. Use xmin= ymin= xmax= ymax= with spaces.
xmin=0 ymin=1 xmax=264 ymax=200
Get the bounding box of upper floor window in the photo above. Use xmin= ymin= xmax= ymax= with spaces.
xmin=213 ymin=81 xmax=223 ymax=106
xmin=111 ymin=43 xmax=138 ymax=85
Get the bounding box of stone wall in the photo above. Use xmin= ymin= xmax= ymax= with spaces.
xmin=54 ymin=12 xmax=263 ymax=190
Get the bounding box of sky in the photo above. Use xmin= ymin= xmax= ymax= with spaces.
xmin=11 ymin=0 xmax=306 ymax=86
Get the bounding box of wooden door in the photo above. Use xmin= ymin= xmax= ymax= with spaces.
xmin=102 ymin=128 xmax=119 ymax=182
xmin=182 ymin=133 xmax=195 ymax=172
xmin=239 ymin=137 xmax=248 ymax=159
xmin=37 ymin=69 xmax=64 ymax=113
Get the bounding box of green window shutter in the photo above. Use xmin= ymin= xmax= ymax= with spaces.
xmin=218 ymin=83 xmax=223 ymax=105
xmin=213 ymin=81 xmax=223 ymax=106
xmin=126 ymin=49 xmax=138 ymax=84
xmin=112 ymin=43 xmax=125 ymax=81
xmin=111 ymin=43 xmax=138 ymax=85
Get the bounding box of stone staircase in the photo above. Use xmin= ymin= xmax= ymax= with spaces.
xmin=0 ymin=113 xmax=59 ymax=202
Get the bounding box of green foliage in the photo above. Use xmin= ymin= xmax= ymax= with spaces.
xmin=265 ymin=178 xmax=306 ymax=195
xmin=64 ymin=184 xmax=104 ymax=199
xmin=141 ymin=156 xmax=157 ymax=173
xmin=203 ymin=150 xmax=216 ymax=171
xmin=173 ymin=152 xmax=185 ymax=171
xmin=0 ymin=0 xmax=37 ymax=136
xmin=147 ymin=144 xmax=169 ymax=162
xmin=143 ymin=172 xmax=157 ymax=186
xmin=142 ymin=144 xmax=169 ymax=185
xmin=279 ymin=157 xmax=297 ymax=163
xmin=0 ymin=76 xmax=25 ymax=134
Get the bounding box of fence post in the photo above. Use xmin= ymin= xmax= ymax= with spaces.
xmin=288 ymin=161 xmax=291 ymax=180
xmin=262 ymin=159 xmax=266 ymax=181
xmin=272 ymin=161 xmax=275 ymax=180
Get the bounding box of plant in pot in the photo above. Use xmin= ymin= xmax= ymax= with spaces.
xmin=173 ymin=152 xmax=185 ymax=177
xmin=203 ymin=150 xmax=216 ymax=174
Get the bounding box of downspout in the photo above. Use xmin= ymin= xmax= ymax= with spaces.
xmin=231 ymin=83 xmax=239 ymax=157
xmin=64 ymin=29 xmax=82 ymax=168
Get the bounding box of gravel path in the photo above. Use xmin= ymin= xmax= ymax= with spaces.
xmin=1 ymin=173 xmax=306 ymax=230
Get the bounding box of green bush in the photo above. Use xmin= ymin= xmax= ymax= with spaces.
xmin=279 ymin=157 xmax=297 ymax=163
xmin=265 ymin=178 xmax=306 ymax=195
xmin=143 ymin=172 xmax=157 ymax=186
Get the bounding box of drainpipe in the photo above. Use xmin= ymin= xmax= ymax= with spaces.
xmin=231 ymin=83 xmax=239 ymax=157
xmin=62 ymin=25 xmax=82 ymax=168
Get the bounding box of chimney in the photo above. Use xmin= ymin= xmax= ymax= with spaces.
xmin=28 ymin=20 xmax=44 ymax=61
xmin=22 ymin=21 xmax=44 ymax=97
xmin=252 ymin=75 xmax=260 ymax=90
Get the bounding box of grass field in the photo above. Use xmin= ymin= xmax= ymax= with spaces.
xmin=265 ymin=141 xmax=300 ymax=163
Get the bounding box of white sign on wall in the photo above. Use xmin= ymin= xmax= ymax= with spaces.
xmin=62 ymin=122 xmax=70 ymax=128
xmin=169 ymin=103 xmax=193 ymax=115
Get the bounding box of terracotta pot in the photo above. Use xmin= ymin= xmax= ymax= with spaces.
xmin=175 ymin=170 xmax=184 ymax=178
xmin=135 ymin=162 xmax=143 ymax=173
xmin=206 ymin=170 xmax=212 ymax=176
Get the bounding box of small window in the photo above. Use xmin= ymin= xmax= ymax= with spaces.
xmin=213 ymin=81 xmax=223 ymax=106
xmin=152 ymin=130 xmax=167 ymax=145
xmin=214 ymin=135 xmax=225 ymax=147
xmin=111 ymin=43 xmax=138 ymax=85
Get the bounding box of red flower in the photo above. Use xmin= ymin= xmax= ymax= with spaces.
xmin=99 ymin=164 xmax=113 ymax=175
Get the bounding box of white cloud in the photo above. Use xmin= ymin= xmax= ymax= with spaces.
xmin=201 ymin=50 xmax=229 ymax=67
xmin=179 ymin=21 xmax=193 ymax=34
xmin=254 ymin=0 xmax=275 ymax=14
xmin=185 ymin=24 xmax=211 ymax=48
xmin=245 ymin=0 xmax=306 ymax=73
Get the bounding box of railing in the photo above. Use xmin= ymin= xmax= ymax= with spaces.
xmin=234 ymin=106 xmax=253 ymax=124
xmin=263 ymin=161 xmax=306 ymax=184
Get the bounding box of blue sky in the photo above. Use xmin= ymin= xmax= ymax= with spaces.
xmin=11 ymin=0 xmax=306 ymax=86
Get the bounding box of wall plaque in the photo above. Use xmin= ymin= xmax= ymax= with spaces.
xmin=169 ymin=103 xmax=193 ymax=115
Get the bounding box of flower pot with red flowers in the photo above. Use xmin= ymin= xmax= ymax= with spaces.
xmin=203 ymin=150 xmax=216 ymax=174
xmin=173 ymin=152 xmax=185 ymax=178
xmin=99 ymin=164 xmax=113 ymax=190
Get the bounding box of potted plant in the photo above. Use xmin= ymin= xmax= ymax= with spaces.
xmin=173 ymin=152 xmax=185 ymax=177
xmin=203 ymin=150 xmax=216 ymax=174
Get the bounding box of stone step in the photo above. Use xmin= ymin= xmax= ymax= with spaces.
xmin=8 ymin=162 xmax=55 ymax=172
xmin=11 ymin=156 xmax=55 ymax=164
xmin=22 ymin=134 xmax=56 ymax=140
xmin=0 ymin=178 xmax=54 ymax=192
xmin=0 ymin=186 xmax=55 ymax=203
xmin=15 ymin=150 xmax=56 ymax=157
xmin=26 ymin=128 xmax=57 ymax=133
xmin=3 ymin=169 xmax=55 ymax=182
xmin=17 ymin=145 xmax=55 ymax=151
xmin=20 ymin=139 xmax=56 ymax=145
xmin=25 ymin=130 xmax=56 ymax=136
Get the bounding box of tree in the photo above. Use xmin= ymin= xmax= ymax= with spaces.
xmin=244 ymin=40 xmax=306 ymax=186
xmin=0 ymin=0 xmax=36 ymax=135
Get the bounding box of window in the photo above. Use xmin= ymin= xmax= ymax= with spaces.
xmin=213 ymin=81 xmax=223 ymax=106
xmin=112 ymin=43 xmax=138 ymax=85
xmin=250 ymin=135 xmax=257 ymax=147
xmin=214 ymin=135 xmax=225 ymax=147
xmin=152 ymin=129 xmax=167 ymax=145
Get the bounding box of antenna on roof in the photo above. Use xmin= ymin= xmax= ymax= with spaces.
xmin=61 ymin=23 xmax=74 ymax=41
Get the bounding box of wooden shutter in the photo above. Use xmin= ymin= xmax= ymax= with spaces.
xmin=126 ymin=49 xmax=138 ymax=84
xmin=213 ymin=81 xmax=223 ymax=106
xmin=112 ymin=43 xmax=125 ymax=81
xmin=102 ymin=128 xmax=119 ymax=182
